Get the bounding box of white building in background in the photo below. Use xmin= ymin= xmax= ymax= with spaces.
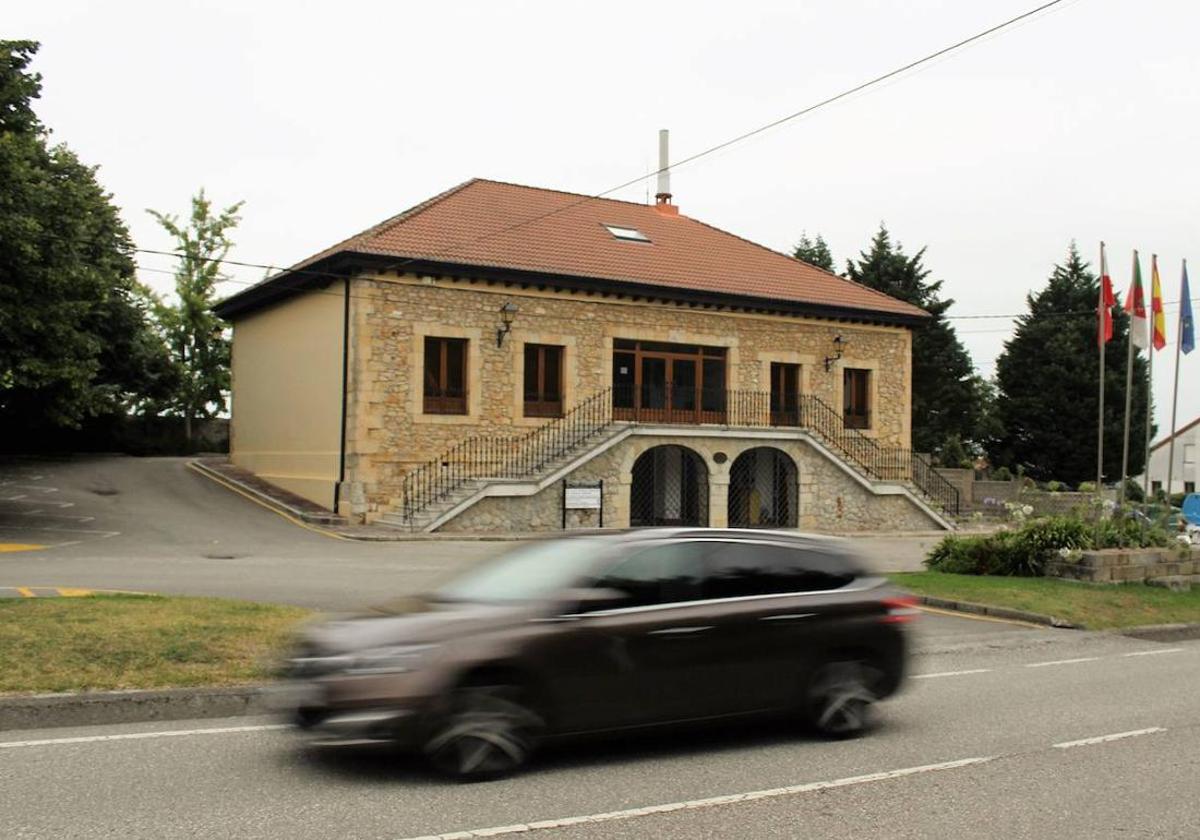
xmin=1141 ymin=416 xmax=1200 ymax=496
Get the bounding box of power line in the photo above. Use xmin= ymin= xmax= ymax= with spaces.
xmin=336 ymin=0 xmax=1076 ymax=267
xmin=135 ymin=0 xmax=1074 ymax=292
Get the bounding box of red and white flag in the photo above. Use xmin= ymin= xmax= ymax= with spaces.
xmin=1125 ymin=251 xmax=1149 ymax=350
xmin=1098 ymin=242 xmax=1116 ymax=344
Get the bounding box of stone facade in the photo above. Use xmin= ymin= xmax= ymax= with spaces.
xmin=341 ymin=270 xmax=915 ymax=525
xmin=1047 ymin=547 xmax=1200 ymax=589
xmin=436 ymin=431 xmax=942 ymax=534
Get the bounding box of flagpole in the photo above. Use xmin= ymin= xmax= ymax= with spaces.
xmin=1144 ymin=330 xmax=1154 ymax=501
xmin=1097 ymin=242 xmax=1107 ymax=497
xmin=1166 ymin=258 xmax=1186 ymax=498
xmin=1119 ymin=250 xmax=1139 ymax=506
xmin=1120 ymin=323 xmax=1135 ymax=505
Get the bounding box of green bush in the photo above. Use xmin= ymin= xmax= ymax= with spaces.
xmin=1122 ymin=479 xmax=1145 ymax=503
xmin=1092 ymin=512 xmax=1175 ymax=549
xmin=924 ymin=514 xmax=1161 ymax=577
xmin=926 ymin=528 xmax=1041 ymax=573
xmin=1044 ymin=480 xmax=1065 ymax=493
xmin=990 ymin=466 xmax=1013 ymax=481
xmin=1076 ymin=481 xmax=1096 ymax=493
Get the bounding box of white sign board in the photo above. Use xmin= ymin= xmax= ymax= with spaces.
xmin=565 ymin=487 xmax=602 ymax=510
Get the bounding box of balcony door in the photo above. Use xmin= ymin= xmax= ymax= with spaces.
xmin=613 ymin=340 xmax=726 ymax=424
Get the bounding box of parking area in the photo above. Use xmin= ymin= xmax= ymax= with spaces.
xmin=0 ymin=460 xmax=121 ymax=552
xmin=0 ymin=456 xmax=1036 ymax=650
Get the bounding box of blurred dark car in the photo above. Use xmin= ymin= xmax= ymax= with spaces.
xmin=280 ymin=529 xmax=916 ymax=779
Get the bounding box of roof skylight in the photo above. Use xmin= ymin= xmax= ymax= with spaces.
xmin=603 ymin=224 xmax=651 ymax=243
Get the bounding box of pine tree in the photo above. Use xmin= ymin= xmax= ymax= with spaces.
xmin=846 ymin=225 xmax=984 ymax=457
xmin=988 ymin=244 xmax=1151 ymax=484
xmin=792 ymin=232 xmax=835 ymax=273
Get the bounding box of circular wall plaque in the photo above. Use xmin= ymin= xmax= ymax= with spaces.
xmin=713 ymin=452 xmax=728 ymax=464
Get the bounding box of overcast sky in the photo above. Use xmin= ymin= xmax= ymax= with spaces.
xmin=12 ymin=0 xmax=1199 ymax=439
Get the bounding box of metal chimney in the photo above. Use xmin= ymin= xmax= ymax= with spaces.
xmin=655 ymin=129 xmax=672 ymax=205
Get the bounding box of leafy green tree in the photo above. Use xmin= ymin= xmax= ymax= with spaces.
xmin=846 ymin=224 xmax=984 ymax=457
xmin=792 ymin=231 xmax=835 ymax=272
xmin=0 ymin=41 xmax=173 ymax=430
xmin=988 ymin=244 xmax=1150 ymax=484
xmin=147 ymin=191 xmax=242 ymax=442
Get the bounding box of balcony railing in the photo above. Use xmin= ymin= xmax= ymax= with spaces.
xmin=399 ymin=385 xmax=960 ymax=526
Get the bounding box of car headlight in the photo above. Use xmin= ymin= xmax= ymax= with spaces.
xmin=342 ymin=644 xmax=437 ymax=676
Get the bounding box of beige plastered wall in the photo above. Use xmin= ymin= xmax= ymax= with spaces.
xmin=230 ymin=284 xmax=344 ymax=508
xmin=342 ymin=271 xmax=915 ymax=519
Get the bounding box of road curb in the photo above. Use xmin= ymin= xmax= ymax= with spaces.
xmin=0 ymin=685 xmax=272 ymax=732
xmin=188 ymin=460 xmax=342 ymax=526
xmin=916 ymin=595 xmax=1082 ymax=629
xmin=1116 ymin=622 xmax=1200 ymax=643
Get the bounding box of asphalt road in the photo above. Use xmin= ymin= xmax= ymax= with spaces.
xmin=4 ymin=628 xmax=1197 ymax=839
xmin=0 ymin=455 xmax=950 ymax=610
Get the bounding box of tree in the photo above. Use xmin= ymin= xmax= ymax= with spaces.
xmin=793 ymin=231 xmax=835 ymax=273
xmin=0 ymin=41 xmax=173 ymax=430
xmin=147 ymin=191 xmax=243 ymax=442
xmin=988 ymin=244 xmax=1151 ymax=484
xmin=845 ymin=225 xmax=984 ymax=457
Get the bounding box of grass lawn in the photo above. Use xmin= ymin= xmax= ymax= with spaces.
xmin=892 ymin=572 xmax=1200 ymax=630
xmin=0 ymin=594 xmax=311 ymax=695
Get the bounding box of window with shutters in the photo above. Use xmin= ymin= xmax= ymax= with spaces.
xmin=843 ymin=368 xmax=871 ymax=430
xmin=523 ymin=344 xmax=564 ymax=417
xmin=423 ymin=336 xmax=468 ymax=415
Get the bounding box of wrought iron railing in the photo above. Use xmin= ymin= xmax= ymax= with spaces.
xmin=398 ymin=385 xmax=959 ymax=526
xmin=401 ymin=386 xmax=617 ymax=525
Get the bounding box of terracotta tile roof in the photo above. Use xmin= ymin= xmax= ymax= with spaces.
xmin=219 ymin=179 xmax=928 ymax=323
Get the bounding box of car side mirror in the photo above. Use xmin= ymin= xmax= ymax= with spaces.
xmin=560 ymin=587 xmax=630 ymax=615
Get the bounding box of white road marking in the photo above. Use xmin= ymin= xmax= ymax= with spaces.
xmin=1053 ymin=727 xmax=1167 ymax=750
xmin=395 ymin=757 xmax=996 ymax=840
xmin=1025 ymin=657 xmax=1100 ymax=668
xmin=1 ymin=498 xmax=73 ymax=508
xmin=0 ymin=494 xmax=28 ymax=501
xmin=1122 ymin=648 xmax=1184 ymax=657
xmin=0 ymin=724 xmax=290 ymax=750
xmin=18 ymin=511 xmax=94 ymax=522
xmin=912 ymin=669 xmax=992 ymax=680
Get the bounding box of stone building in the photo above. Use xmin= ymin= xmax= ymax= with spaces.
xmin=214 ymin=179 xmax=958 ymax=532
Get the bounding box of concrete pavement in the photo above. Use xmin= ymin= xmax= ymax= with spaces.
xmin=3 ymin=629 xmax=1196 ymax=839
xmin=1 ymin=454 xmax=950 ymax=610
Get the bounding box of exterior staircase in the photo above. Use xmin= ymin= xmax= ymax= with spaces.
xmin=378 ymin=386 xmax=960 ymax=532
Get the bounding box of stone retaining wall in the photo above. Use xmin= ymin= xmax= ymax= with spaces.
xmin=1046 ymin=547 xmax=1200 ymax=588
xmin=436 ymin=432 xmax=943 ymax=534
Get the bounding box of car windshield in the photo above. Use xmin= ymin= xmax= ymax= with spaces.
xmin=433 ymin=538 xmax=609 ymax=602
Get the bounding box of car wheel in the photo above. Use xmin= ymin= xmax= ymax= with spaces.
xmin=424 ymin=684 xmax=542 ymax=781
xmin=805 ymin=660 xmax=878 ymax=738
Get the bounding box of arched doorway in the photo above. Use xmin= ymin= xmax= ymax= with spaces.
xmin=630 ymin=445 xmax=709 ymax=527
xmin=728 ymin=447 xmax=798 ymax=528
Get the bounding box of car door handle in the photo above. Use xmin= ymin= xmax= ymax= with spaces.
xmin=760 ymin=613 xmax=816 ymax=622
xmin=647 ymin=625 xmax=713 ymax=636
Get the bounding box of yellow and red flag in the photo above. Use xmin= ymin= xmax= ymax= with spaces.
xmin=1150 ymin=254 xmax=1167 ymax=351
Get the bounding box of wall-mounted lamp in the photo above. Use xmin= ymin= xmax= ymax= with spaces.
xmin=496 ymin=301 xmax=519 ymax=347
xmin=823 ymin=334 xmax=847 ymax=372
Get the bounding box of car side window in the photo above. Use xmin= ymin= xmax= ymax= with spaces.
xmin=704 ymin=543 xmax=775 ymax=599
xmin=770 ymin=546 xmax=857 ymax=592
xmin=705 ymin=543 xmax=858 ymax=599
xmin=590 ymin=542 xmax=708 ymax=609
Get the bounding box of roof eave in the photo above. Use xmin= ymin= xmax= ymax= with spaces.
xmin=214 ymin=250 xmax=930 ymax=327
